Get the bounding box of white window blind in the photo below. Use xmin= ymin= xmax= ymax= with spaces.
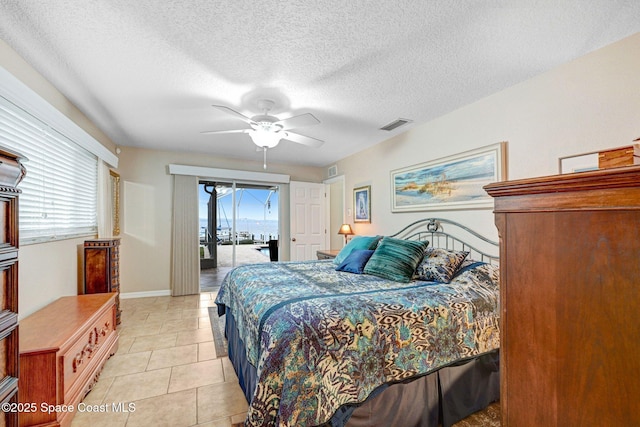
xmin=0 ymin=95 xmax=98 ymax=244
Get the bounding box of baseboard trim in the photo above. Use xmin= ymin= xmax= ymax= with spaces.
xmin=120 ymin=290 xmax=172 ymax=299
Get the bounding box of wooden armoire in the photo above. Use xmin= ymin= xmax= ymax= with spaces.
xmin=0 ymin=148 xmax=26 ymax=426
xmin=485 ymin=165 xmax=640 ymax=426
xmin=84 ymin=238 xmax=121 ymax=324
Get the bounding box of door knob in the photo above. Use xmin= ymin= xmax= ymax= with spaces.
xmin=291 ymin=238 xmax=296 ymax=242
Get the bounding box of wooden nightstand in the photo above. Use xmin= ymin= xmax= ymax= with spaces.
xmin=316 ymin=249 xmax=340 ymax=260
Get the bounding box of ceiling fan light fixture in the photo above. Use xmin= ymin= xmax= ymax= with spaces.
xmin=249 ymin=128 xmax=282 ymax=148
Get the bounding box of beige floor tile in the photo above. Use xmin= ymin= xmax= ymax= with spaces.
xmin=159 ymin=317 xmax=199 ymax=334
xmin=198 ymin=341 xmax=216 ymax=361
xmin=125 ymin=389 xmax=197 ymax=427
xmin=168 ymin=359 xmax=224 ymax=393
xmin=128 ymin=332 xmax=178 ymax=353
xmin=167 ymin=298 xmax=199 ymax=310
xmin=195 ymin=418 xmax=233 ymax=427
xmin=136 ymin=318 xmax=166 ymax=328
xmin=69 ymin=406 xmax=130 ymax=427
xmin=120 ymin=309 xmax=150 ymax=322
xmin=147 ymin=309 xmax=184 ymax=322
xmin=199 ymin=316 xmax=212 ymax=329
xmin=100 ymin=351 xmax=152 ymax=379
xmin=115 ymin=335 xmax=135 ymax=354
xmin=221 ymin=357 xmax=238 ymax=382
xmin=83 ymin=377 xmax=115 ymax=404
xmin=199 ymin=299 xmax=219 ymax=308
xmin=176 ymin=327 xmax=213 ymax=346
xmin=230 ymin=412 xmax=248 ymax=425
xmin=103 ymin=368 xmax=171 ymax=403
xmin=118 ymin=324 xmax=162 ymax=338
xmin=141 ymin=301 xmax=171 ymax=311
xmin=182 ymin=307 xmax=209 ymax=319
xmin=147 ymin=344 xmax=198 ymax=370
xmin=197 ymin=382 xmax=248 ymax=424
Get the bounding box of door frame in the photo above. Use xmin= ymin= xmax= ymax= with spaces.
xmin=324 ymin=175 xmax=345 ymax=250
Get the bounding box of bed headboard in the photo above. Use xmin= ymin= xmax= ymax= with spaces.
xmin=389 ymin=218 xmax=499 ymax=265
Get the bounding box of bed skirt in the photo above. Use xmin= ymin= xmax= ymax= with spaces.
xmin=224 ymin=310 xmax=499 ymax=427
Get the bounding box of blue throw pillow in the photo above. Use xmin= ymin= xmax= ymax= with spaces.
xmin=333 ymin=235 xmax=381 ymax=265
xmin=335 ymin=249 xmax=375 ymax=274
xmin=363 ymin=237 xmax=429 ymax=282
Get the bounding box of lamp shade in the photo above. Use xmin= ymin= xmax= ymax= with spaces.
xmin=338 ymin=223 xmax=354 ymax=236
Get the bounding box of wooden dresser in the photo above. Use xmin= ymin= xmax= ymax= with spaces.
xmin=83 ymin=238 xmax=121 ymax=324
xmin=485 ymin=166 xmax=640 ymax=426
xmin=18 ymin=293 xmax=118 ymax=427
xmin=0 ymin=148 xmax=26 ymax=427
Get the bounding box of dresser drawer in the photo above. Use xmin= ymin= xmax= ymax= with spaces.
xmin=20 ymin=294 xmax=119 ymax=427
xmin=61 ymin=305 xmax=116 ymax=398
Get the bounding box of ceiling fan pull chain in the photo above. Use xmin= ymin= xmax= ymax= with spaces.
xmin=263 ymin=147 xmax=268 ymax=170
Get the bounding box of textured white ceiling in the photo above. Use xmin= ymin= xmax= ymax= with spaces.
xmin=1 ymin=1 xmax=639 ymax=167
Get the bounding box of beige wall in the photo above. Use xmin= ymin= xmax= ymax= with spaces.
xmin=116 ymin=146 xmax=323 ymax=295
xmin=0 ymin=40 xmax=117 ymax=152
xmin=332 ymin=33 xmax=640 ymax=244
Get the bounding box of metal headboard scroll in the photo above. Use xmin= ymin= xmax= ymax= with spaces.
xmin=389 ymin=218 xmax=499 ymax=265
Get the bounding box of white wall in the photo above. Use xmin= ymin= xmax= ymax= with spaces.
xmin=333 ymin=33 xmax=640 ymax=243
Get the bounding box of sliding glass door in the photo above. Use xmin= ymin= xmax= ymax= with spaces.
xmin=199 ymin=181 xmax=279 ymax=268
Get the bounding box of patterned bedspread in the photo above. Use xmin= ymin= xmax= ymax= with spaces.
xmin=215 ymin=259 xmax=500 ymax=427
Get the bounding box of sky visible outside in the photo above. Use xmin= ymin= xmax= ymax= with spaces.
xmin=198 ymin=185 xmax=278 ymax=224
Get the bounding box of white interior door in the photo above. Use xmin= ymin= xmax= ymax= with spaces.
xmin=289 ymin=181 xmax=326 ymax=261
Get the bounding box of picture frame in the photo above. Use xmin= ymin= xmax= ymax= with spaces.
xmin=391 ymin=142 xmax=506 ymax=212
xmin=353 ymin=185 xmax=371 ymax=223
xmin=110 ymin=169 xmax=121 ymax=236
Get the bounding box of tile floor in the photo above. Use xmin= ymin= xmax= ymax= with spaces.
xmin=70 ymin=287 xmax=247 ymax=426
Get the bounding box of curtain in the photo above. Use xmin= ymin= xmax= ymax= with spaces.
xmin=171 ymin=174 xmax=200 ymax=296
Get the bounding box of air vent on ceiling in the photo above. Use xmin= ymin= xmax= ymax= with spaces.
xmin=379 ymin=118 xmax=413 ymax=131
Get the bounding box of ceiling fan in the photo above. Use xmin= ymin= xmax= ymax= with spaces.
xmin=202 ymin=99 xmax=324 ymax=169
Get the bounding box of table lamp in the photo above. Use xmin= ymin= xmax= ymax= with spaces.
xmin=338 ymin=223 xmax=354 ymax=245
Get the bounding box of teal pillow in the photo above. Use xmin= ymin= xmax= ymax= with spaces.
xmin=363 ymin=237 xmax=429 ymax=282
xmin=333 ymin=235 xmax=381 ymax=265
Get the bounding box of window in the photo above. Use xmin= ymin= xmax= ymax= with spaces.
xmin=0 ymin=95 xmax=98 ymax=243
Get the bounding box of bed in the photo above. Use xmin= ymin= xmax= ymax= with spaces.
xmin=215 ymin=218 xmax=500 ymax=427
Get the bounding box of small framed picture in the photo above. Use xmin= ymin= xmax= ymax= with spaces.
xmin=354 ymin=185 xmax=371 ymax=223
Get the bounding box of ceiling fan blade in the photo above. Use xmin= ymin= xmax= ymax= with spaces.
xmin=275 ymin=113 xmax=320 ymax=130
xmin=200 ymin=129 xmax=250 ymax=135
xmin=211 ymin=105 xmax=256 ymax=125
xmin=282 ymin=131 xmax=324 ymax=148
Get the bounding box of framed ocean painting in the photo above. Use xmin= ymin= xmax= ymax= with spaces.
xmin=353 ymin=185 xmax=371 ymax=223
xmin=391 ymin=142 xmax=506 ymax=212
